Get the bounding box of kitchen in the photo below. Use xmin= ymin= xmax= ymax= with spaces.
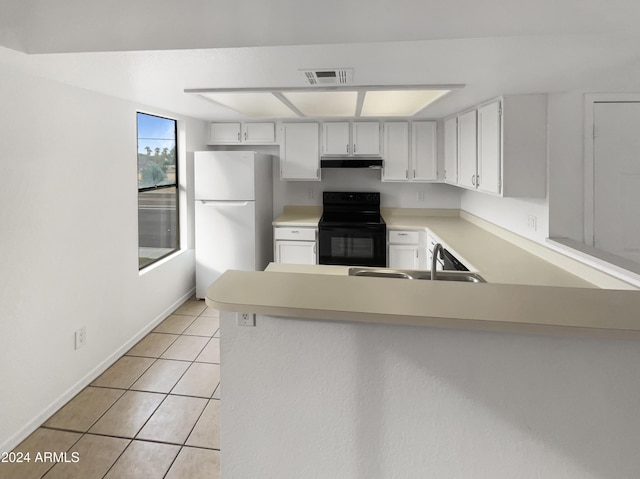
xmin=2 ymin=1 xmax=640 ymax=478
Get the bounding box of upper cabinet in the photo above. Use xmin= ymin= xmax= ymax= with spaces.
xmin=382 ymin=121 xmax=437 ymax=182
xmin=444 ymin=94 xmax=546 ymax=198
xmin=322 ymin=121 xmax=381 ymax=156
xmin=207 ymin=122 xmax=275 ymax=145
xmin=279 ymin=122 xmax=321 ymax=181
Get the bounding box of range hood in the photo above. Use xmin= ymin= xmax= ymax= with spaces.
xmin=320 ymin=157 xmax=384 ymax=169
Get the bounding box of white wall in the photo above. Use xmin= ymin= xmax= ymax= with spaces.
xmin=0 ymin=66 xmax=207 ymax=451
xmin=221 ymin=312 xmax=640 ymax=478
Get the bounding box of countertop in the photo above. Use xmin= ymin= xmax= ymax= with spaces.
xmin=208 ymin=207 xmax=640 ymax=338
xmin=272 ymin=205 xmax=322 ymax=227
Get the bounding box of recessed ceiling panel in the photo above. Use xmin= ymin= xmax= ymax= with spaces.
xmin=360 ymin=90 xmax=450 ymax=117
xmin=199 ymin=92 xmax=298 ymax=118
xmin=282 ymin=91 xmax=358 ymax=117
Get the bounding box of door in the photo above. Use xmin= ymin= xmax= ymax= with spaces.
xmin=353 ymin=122 xmax=380 ymax=155
xmin=593 ymin=102 xmax=640 ymax=263
xmin=275 ymin=241 xmax=316 ymax=265
xmin=382 ymin=122 xmax=409 ymax=181
xmin=194 ymin=151 xmax=255 ymax=201
xmin=208 ymin=122 xmax=241 ymax=143
xmin=243 ymin=122 xmax=275 ymax=143
xmin=444 ymin=116 xmax=458 ymax=184
xmin=457 ymin=110 xmax=477 ymax=189
xmin=477 ymin=100 xmax=502 ymax=194
xmin=412 ymin=121 xmax=437 ymax=181
xmin=195 ymin=200 xmax=256 ymax=298
xmin=323 ymin=122 xmax=350 ymax=155
xmin=281 ymin=123 xmax=320 ymax=180
xmin=388 ymin=244 xmax=419 ymax=269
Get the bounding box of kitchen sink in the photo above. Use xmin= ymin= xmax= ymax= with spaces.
xmin=348 ymin=268 xmax=486 ymax=283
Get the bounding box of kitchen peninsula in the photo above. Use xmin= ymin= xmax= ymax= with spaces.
xmin=207 ymin=208 xmax=640 ymax=478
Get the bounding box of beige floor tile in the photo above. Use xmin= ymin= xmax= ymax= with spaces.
xmin=171 ymin=363 xmax=220 ymax=398
xmin=43 ymin=387 xmax=124 ymax=432
xmin=185 ymin=399 xmax=220 ymax=450
xmin=173 ymin=300 xmax=207 ymax=317
xmin=136 ymin=395 xmax=207 ymax=445
xmin=183 ymin=316 xmax=219 ymax=337
xmin=1 ymin=428 xmax=82 ymax=479
xmin=199 ymin=306 xmax=220 ymax=318
xmin=153 ymin=314 xmax=196 ymax=334
xmin=164 ymin=447 xmax=220 ymax=479
xmin=91 ymin=356 xmax=155 ymax=389
xmin=43 ymin=434 xmax=129 ymax=479
xmin=88 ymin=391 xmax=165 ymax=438
xmin=160 ymin=336 xmax=209 ymax=361
xmin=103 ymin=440 xmax=180 ymax=479
xmin=130 ymin=359 xmax=190 ymax=394
xmin=195 ymin=338 xmax=220 ymax=364
xmin=126 ymin=333 xmax=178 ymax=358
xmin=212 ymin=384 xmax=221 ymax=399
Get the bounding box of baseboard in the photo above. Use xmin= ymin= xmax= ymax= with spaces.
xmin=0 ymin=287 xmax=196 ymax=454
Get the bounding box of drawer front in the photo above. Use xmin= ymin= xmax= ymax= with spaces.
xmin=389 ymin=230 xmax=419 ymax=244
xmin=274 ymin=227 xmax=316 ymax=241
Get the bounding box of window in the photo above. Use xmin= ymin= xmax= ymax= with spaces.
xmin=137 ymin=112 xmax=179 ymax=269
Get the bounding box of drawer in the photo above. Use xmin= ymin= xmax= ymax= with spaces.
xmin=389 ymin=230 xmax=419 ymax=244
xmin=274 ymin=227 xmax=316 ymax=241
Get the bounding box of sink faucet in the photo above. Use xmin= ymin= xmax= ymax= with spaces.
xmin=431 ymin=243 xmax=444 ymax=280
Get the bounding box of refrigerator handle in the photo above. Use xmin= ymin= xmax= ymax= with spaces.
xmin=198 ymin=200 xmax=249 ymax=206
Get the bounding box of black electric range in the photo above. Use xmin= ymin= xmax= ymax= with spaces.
xmin=318 ymin=192 xmax=386 ymax=267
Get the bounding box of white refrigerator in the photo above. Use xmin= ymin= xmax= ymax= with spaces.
xmin=194 ymin=151 xmax=273 ymax=299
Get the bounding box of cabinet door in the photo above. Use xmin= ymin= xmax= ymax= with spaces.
xmin=281 ymin=123 xmax=320 ymax=181
xmin=243 ymin=122 xmax=275 ymax=143
xmin=353 ymin=122 xmax=380 ymax=155
xmin=477 ymin=101 xmax=502 ymax=194
xmin=388 ymin=244 xmax=419 ymax=269
xmin=323 ymin=122 xmax=350 ymax=155
xmin=275 ymin=241 xmax=317 ymax=265
xmin=412 ymin=121 xmax=437 ymax=181
xmin=457 ymin=110 xmax=477 ymax=189
xmin=443 ymin=116 xmax=458 ymax=184
xmin=382 ymin=122 xmax=409 ymax=181
xmin=208 ymin=123 xmax=241 ymax=144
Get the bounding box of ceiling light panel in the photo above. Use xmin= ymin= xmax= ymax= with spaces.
xmin=282 ymin=91 xmax=358 ymax=117
xmin=199 ymin=92 xmax=298 ymax=118
xmin=360 ymin=90 xmax=450 ymax=117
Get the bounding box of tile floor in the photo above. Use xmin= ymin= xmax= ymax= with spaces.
xmin=2 ymin=298 xmax=221 ymax=479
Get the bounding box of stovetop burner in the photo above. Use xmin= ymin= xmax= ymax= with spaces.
xmin=319 ymin=191 xmax=384 ymax=225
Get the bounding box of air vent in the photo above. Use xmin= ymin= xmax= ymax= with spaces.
xmin=299 ymin=68 xmax=353 ymax=86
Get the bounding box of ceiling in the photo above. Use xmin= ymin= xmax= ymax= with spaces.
xmin=1 ymin=0 xmax=640 ymax=121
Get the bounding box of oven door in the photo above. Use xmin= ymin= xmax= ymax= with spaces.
xmin=318 ymin=224 xmax=386 ymax=267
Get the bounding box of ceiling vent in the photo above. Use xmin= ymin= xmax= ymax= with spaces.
xmin=299 ymin=68 xmax=353 ymax=86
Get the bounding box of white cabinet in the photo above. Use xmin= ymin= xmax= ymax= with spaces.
xmin=280 ymin=123 xmax=321 ymax=181
xmin=411 ymin=121 xmax=437 ymax=181
xmin=323 ymin=121 xmax=380 ymax=156
xmin=382 ymin=121 xmax=437 ymax=182
xmin=445 ymin=95 xmax=546 ymax=197
xmin=457 ymin=110 xmax=477 ymax=189
xmin=443 ymin=116 xmax=458 ymax=184
xmin=388 ymin=230 xmax=420 ymax=269
xmin=274 ymin=227 xmax=317 ymax=265
xmin=208 ymin=122 xmax=275 ymax=144
xmin=382 ymin=122 xmax=409 ymax=181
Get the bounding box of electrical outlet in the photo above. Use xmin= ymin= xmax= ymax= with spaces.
xmin=527 ymin=215 xmax=537 ymax=231
xmin=307 ymin=188 xmax=314 ymax=200
xmin=236 ymin=312 xmax=256 ymax=327
xmin=417 ymin=191 xmax=425 ymax=201
xmin=75 ymin=326 xmax=87 ymax=349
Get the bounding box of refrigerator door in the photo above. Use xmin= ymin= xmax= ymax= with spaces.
xmin=194 ymin=151 xmax=256 ymax=201
xmin=195 ymin=199 xmax=256 ymax=299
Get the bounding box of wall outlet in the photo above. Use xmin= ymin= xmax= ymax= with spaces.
xmin=236 ymin=312 xmax=256 ymax=327
xmin=307 ymin=188 xmax=314 ymax=200
xmin=527 ymin=214 xmax=537 ymax=231
xmin=417 ymin=191 xmax=425 ymax=202
xmin=75 ymin=326 xmax=87 ymax=349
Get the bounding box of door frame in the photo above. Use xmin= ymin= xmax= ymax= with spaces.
xmin=583 ymin=93 xmax=640 ymax=247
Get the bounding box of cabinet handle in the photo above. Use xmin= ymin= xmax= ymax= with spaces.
xmin=237 ymin=132 xmax=240 ymax=141
xmin=291 ymin=230 xmax=299 ymax=234
xmin=406 ymin=169 xmax=409 ymax=179
xmin=413 ymin=169 xmax=416 ymax=178
xmin=476 ymin=175 xmax=480 ymax=186
xmin=472 ymin=174 xmax=476 ymax=186
xmin=398 ymin=233 xmax=408 ymax=236
xmin=354 ymin=144 xmax=357 ymax=153
xmin=346 ymin=144 xmax=349 ymax=154
xmin=244 ymin=131 xmax=247 ymax=141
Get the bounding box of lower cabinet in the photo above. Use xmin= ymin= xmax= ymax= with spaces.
xmin=274 ymin=227 xmax=317 ymax=265
xmin=388 ymin=230 xmax=420 ymax=269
